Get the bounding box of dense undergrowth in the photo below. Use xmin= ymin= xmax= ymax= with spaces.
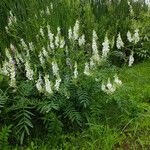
xmin=0 ymin=0 xmax=150 ymax=149
xmin=0 ymin=60 xmax=149 ymax=149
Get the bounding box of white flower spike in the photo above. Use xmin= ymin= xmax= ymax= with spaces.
xmin=52 ymin=60 xmax=59 ymax=77
xmin=116 ymin=33 xmax=124 ymax=49
xmin=84 ymin=62 xmax=90 ymax=76
xmin=54 ymin=77 xmax=62 ymax=91
xmin=114 ymin=74 xmax=122 ymax=86
xmin=36 ymin=73 xmax=43 ymax=93
xmin=128 ymin=51 xmax=134 ymax=67
xmin=102 ymin=35 xmax=110 ymax=59
xmin=44 ymin=74 xmax=53 ymax=94
xmin=25 ymin=61 xmax=34 ymax=80
xmin=73 ymin=20 xmax=79 ymax=40
xmin=133 ymin=29 xmax=140 ymax=44
xmin=73 ymin=61 xmax=78 ymax=79
xmin=127 ymin=31 xmax=133 ymax=42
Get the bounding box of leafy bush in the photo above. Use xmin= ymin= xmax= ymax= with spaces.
xmin=0 ymin=125 xmax=12 ymax=150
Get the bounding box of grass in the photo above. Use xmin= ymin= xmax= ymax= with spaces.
xmin=120 ymin=60 xmax=150 ymax=103
xmin=30 ymin=60 xmax=150 ymax=150
xmin=115 ymin=60 xmax=150 ymax=149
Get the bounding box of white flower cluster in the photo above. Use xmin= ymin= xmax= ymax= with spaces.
xmin=21 ymin=39 xmax=28 ymax=50
xmin=145 ymin=0 xmax=150 ymax=9
xmin=127 ymin=31 xmax=133 ymax=42
xmin=44 ymin=74 xmax=53 ymax=94
xmin=68 ymin=20 xmax=81 ymax=42
xmin=101 ymin=75 xmax=122 ymax=94
xmin=15 ymin=52 xmax=24 ymax=66
xmin=42 ymin=47 xmax=48 ymax=58
xmin=29 ymin=42 xmax=34 ymax=51
xmin=90 ymin=58 xmax=95 ymax=69
xmin=91 ymin=30 xmax=100 ymax=66
xmin=2 ymin=45 xmax=16 ymax=88
xmin=145 ymin=0 xmax=150 ymax=5
xmin=2 ymin=61 xmax=10 ymax=76
xmin=9 ymin=44 xmax=16 ymax=88
xmin=133 ymin=29 xmax=140 ymax=44
xmin=47 ymin=25 xmax=54 ymax=50
xmin=54 ymin=27 xmax=65 ymax=49
xmin=84 ymin=62 xmax=90 ymax=76
xmin=35 ymin=5 xmax=51 ymax=17
xmin=36 ymin=73 xmax=62 ymax=93
xmin=20 ymin=24 xmax=65 ymax=93
xmin=36 ymin=58 xmax=61 ymax=93
xmin=38 ymin=51 xmax=44 ymax=65
xmin=116 ymin=33 xmax=124 ymax=49
xmin=52 ymin=60 xmax=59 ymax=77
xmin=5 ymin=48 xmax=12 ymax=60
xmin=128 ymin=1 xmax=134 ymax=16
xmin=36 ymin=73 xmax=43 ymax=93
xmin=114 ymin=74 xmax=122 ymax=86
xmin=40 ymin=27 xmax=44 ymax=37
xmin=39 ymin=25 xmax=66 ymax=51
xmin=127 ymin=29 xmax=140 ymax=44
xmin=73 ymin=61 xmax=78 ymax=79
xmin=7 ymin=11 xmax=17 ymax=27
xmin=54 ymin=77 xmax=62 ymax=91
xmin=9 ymin=62 xmax=16 ymax=88
xmin=102 ymin=35 xmax=110 ymax=59
xmin=78 ymin=34 xmax=85 ymax=46
xmin=73 ymin=20 xmax=79 ymax=40
xmin=50 ymin=3 xmax=53 ymax=10
xmin=128 ymin=51 xmax=134 ymax=67
xmin=38 ymin=47 xmax=48 ymax=65
xmin=55 ymin=27 xmax=61 ymax=48
xmin=25 ymin=61 xmax=34 ymax=80
xmin=68 ymin=20 xmax=86 ymax=47
xmin=46 ymin=6 xmax=50 ymax=15
xmin=60 ymin=37 xmax=65 ymax=49
xmin=68 ymin=27 xmax=73 ymax=40
xmin=3 ymin=18 xmax=135 ymax=94
xmin=52 ymin=60 xmax=62 ymax=91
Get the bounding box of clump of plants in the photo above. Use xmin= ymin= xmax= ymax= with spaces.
xmin=0 ymin=0 xmax=150 ymax=149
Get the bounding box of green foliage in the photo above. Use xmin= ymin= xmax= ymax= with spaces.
xmin=17 ymin=81 xmax=36 ymax=97
xmin=82 ymin=124 xmax=119 ymax=150
xmin=0 ymin=89 xmax=7 ymax=113
xmin=77 ymin=90 xmax=90 ymax=109
xmin=42 ymin=112 xmax=63 ymax=135
xmin=0 ymin=125 xmax=12 ymax=150
xmin=0 ymin=0 xmax=150 ymax=149
xmin=14 ymin=105 xmax=34 ymax=145
xmin=37 ymin=98 xmax=59 ymax=114
xmin=26 ymin=142 xmax=37 ymax=150
xmin=64 ymin=103 xmax=82 ymax=125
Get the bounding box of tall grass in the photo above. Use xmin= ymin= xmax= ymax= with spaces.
xmin=0 ymin=0 xmax=148 ymax=43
